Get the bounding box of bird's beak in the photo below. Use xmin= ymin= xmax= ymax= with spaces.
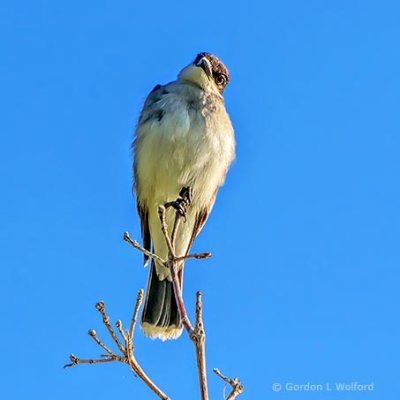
xmin=194 ymin=57 xmax=213 ymax=78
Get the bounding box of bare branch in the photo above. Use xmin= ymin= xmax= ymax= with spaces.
xmin=175 ymin=252 xmax=212 ymax=262
xmin=192 ymin=292 xmax=208 ymax=400
xmin=95 ymin=301 xmax=125 ymax=354
xmin=129 ymin=289 xmax=143 ymax=340
xmin=87 ymin=329 xmax=116 ymax=356
xmin=213 ymin=369 xmax=244 ymax=400
xmin=64 ymin=353 xmax=120 ymax=368
xmin=115 ymin=320 xmax=128 ymax=344
xmin=170 ymin=212 xmax=181 ymax=249
xmin=123 ymin=232 xmax=164 ymax=264
xmin=157 ymin=205 xmax=195 ymax=334
xmin=125 ymin=335 xmax=169 ymax=400
xmin=155 ymin=198 xmax=243 ymax=400
xmin=67 ymin=192 xmax=243 ymax=400
xmin=65 ymin=292 xmax=170 ymax=400
xmin=157 ymin=205 xmax=175 ymax=256
xmin=156 ymin=205 xmax=209 ymax=399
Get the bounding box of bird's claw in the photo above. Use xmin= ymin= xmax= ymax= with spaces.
xmin=179 ymin=186 xmax=193 ymax=206
xmin=172 ymin=200 xmax=187 ymax=219
xmin=164 ymin=187 xmax=193 ymax=222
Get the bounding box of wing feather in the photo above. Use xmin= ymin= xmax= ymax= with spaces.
xmin=137 ymin=203 xmax=151 ymax=265
xmin=185 ymin=208 xmax=209 ymax=256
xmin=133 ymin=84 xmax=168 ymax=265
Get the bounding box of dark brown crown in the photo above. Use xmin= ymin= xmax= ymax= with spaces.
xmin=194 ymin=52 xmax=230 ymax=92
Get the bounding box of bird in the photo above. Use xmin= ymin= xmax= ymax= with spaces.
xmin=133 ymin=52 xmax=235 ymax=340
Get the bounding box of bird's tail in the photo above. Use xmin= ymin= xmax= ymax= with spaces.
xmin=141 ymin=260 xmax=183 ymax=340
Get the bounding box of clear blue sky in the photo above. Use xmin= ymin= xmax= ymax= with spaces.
xmin=1 ymin=1 xmax=399 ymax=399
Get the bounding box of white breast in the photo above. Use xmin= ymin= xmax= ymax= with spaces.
xmin=134 ymin=85 xmax=235 ymax=279
xmin=135 ymin=92 xmax=234 ymax=209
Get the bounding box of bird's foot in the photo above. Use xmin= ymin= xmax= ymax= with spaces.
xmin=164 ymin=187 xmax=193 ymax=221
xmin=179 ymin=186 xmax=193 ymax=206
xmin=164 ymin=199 xmax=187 ymax=218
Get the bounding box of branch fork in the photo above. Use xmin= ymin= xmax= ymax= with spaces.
xmin=66 ymin=191 xmax=243 ymax=400
xmin=64 ymin=291 xmax=170 ymax=400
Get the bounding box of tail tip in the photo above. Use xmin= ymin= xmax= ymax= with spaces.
xmin=141 ymin=322 xmax=183 ymax=341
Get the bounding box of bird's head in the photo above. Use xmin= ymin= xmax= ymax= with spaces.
xmin=178 ymin=52 xmax=230 ymax=94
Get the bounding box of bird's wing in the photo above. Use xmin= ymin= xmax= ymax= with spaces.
xmin=185 ymin=206 xmax=211 ymax=257
xmin=134 ymin=150 xmax=151 ymax=265
xmin=137 ymin=203 xmax=151 ymax=265
xmin=133 ymin=83 xmax=166 ymax=264
xmin=137 ymin=84 xmax=167 ymax=126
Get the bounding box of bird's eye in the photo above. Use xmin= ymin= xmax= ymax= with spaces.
xmin=215 ymin=74 xmax=227 ymax=86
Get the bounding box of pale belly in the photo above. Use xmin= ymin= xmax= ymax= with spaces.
xmin=136 ymin=107 xmax=230 ymax=209
xmin=135 ymin=98 xmax=234 ymax=279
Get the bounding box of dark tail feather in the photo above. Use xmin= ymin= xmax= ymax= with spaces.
xmin=141 ymin=260 xmax=183 ymax=340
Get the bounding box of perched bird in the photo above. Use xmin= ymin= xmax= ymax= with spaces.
xmin=133 ymin=52 xmax=235 ymax=340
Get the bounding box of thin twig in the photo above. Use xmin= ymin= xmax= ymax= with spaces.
xmin=125 ymin=336 xmax=169 ymax=400
xmin=170 ymin=212 xmax=181 ymax=250
xmin=156 ymin=196 xmax=245 ymax=400
xmin=157 ymin=205 xmax=210 ymax=400
xmin=95 ymin=301 xmax=125 ymax=354
xmin=193 ymin=292 xmax=208 ymax=400
xmin=170 ymin=259 xmax=195 ymax=333
xmin=175 ymin=252 xmax=212 ymax=262
xmin=157 ymin=205 xmax=175 ymax=257
xmin=64 ymin=353 xmax=119 ymax=368
xmin=157 ymin=206 xmax=195 ymax=334
xmin=123 ymin=232 xmax=165 ymax=264
xmin=213 ymin=369 xmax=244 ymax=400
xmin=123 ymin=293 xmax=170 ymax=400
xmin=115 ymin=320 xmax=128 ymax=344
xmin=87 ymin=329 xmax=115 ymax=356
xmin=65 ymin=292 xmax=170 ymax=400
xmin=129 ymin=289 xmax=143 ymax=340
